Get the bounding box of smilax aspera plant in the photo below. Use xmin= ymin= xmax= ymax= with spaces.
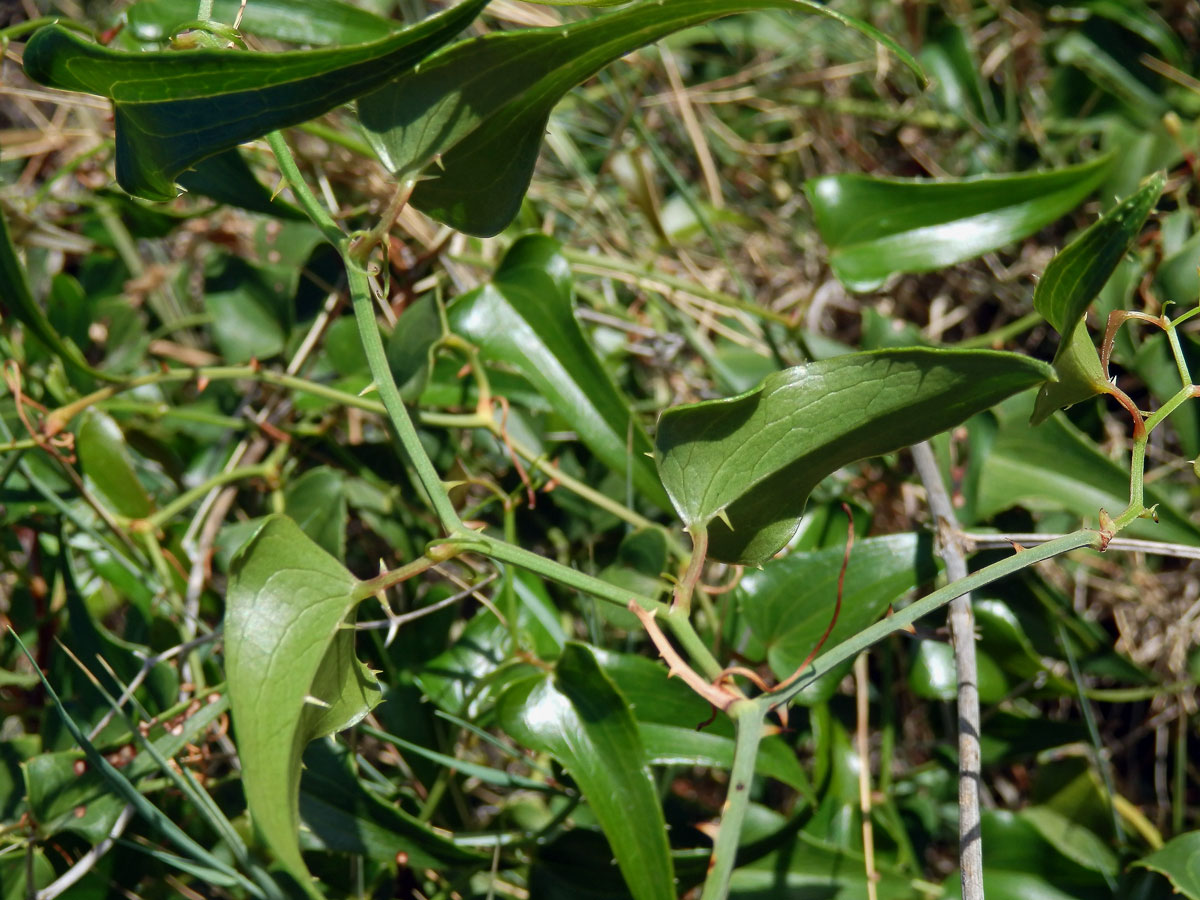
xmin=3 ymin=1 xmax=1200 ymax=899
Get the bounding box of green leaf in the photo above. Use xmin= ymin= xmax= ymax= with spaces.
xmin=1035 ymin=202 xmax=1143 ymax=356
xmin=298 ymin=739 xmax=486 ymax=868
xmin=175 ymin=148 xmax=305 ymax=218
xmin=0 ymin=210 xmax=107 ymax=380
xmin=359 ymin=0 xmax=923 ymax=236
xmin=1076 ymin=0 xmax=1184 ymax=65
xmin=909 ymin=639 xmax=1008 ymax=703
xmin=284 ymin=466 xmax=348 ymax=560
xmin=1019 ymin=806 xmax=1119 ymax=878
xmin=497 ymin=643 xmax=675 ymax=900
xmin=203 ymin=255 xmax=288 ymax=363
xmin=738 ymin=533 xmax=938 ymax=703
xmin=920 ymin=13 xmax=995 ymax=126
xmin=977 ymin=399 xmax=1200 ymax=544
xmin=638 ymin=722 xmax=811 ymax=796
xmin=24 ymin=696 xmax=228 ymax=843
xmin=588 ymin=650 xmax=811 ymax=796
xmin=654 ymin=348 xmax=1053 ymax=565
xmin=126 ymin=0 xmax=396 ymax=45
xmin=77 ymin=409 xmax=155 ymax=520
xmin=448 ymin=235 xmax=669 ymax=510
xmin=224 ymin=514 xmax=381 ymax=893
xmin=22 ymin=0 xmax=487 ymax=200
xmin=805 ymin=156 xmax=1112 ymax=291
xmin=0 ymin=847 xmax=54 ymax=900
xmin=1031 ymin=172 xmax=1164 ymax=424
xmin=1133 ymin=830 xmax=1200 ymax=899
xmin=1029 ymin=320 xmax=1109 ymax=427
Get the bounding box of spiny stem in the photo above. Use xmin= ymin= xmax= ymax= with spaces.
xmin=344 ymin=255 xmax=464 ymax=534
xmin=672 ymin=525 xmax=708 ymax=615
xmin=1113 ymin=439 xmax=1147 ymax=531
xmin=353 ymin=555 xmax=439 ymax=602
xmin=266 ymin=131 xmax=343 ymax=245
xmin=699 ymin=701 xmax=764 ymax=900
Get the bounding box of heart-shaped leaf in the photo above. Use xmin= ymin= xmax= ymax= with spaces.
xmin=805 ymin=155 xmax=1112 ymax=291
xmin=448 ymin=234 xmax=670 ymax=510
xmin=126 ymin=0 xmax=396 ymax=46
xmin=1030 ymin=171 xmax=1164 ymax=423
xmin=738 ymin=533 xmax=939 ymax=703
xmin=497 ymin=643 xmax=674 ymax=900
xmin=22 ymin=0 xmax=486 ymax=200
xmin=655 ymin=348 xmax=1053 ymax=565
xmin=224 ymin=515 xmax=381 ymax=894
xmin=359 ymin=0 xmax=923 ymax=236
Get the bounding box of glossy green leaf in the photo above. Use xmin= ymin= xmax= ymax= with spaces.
xmin=973 ymin=598 xmax=1070 ymax=692
xmin=224 ymin=515 xmax=381 ymax=894
xmin=596 ymin=647 xmax=816 ymax=813
xmin=909 ymin=639 xmax=1008 ymax=703
xmin=1133 ymin=830 xmax=1200 ymax=899
xmin=943 ymin=870 xmax=1097 ymax=900
xmin=22 ymin=0 xmax=486 ymax=200
xmin=940 ymin=809 xmax=1112 ymax=899
xmin=0 ymin=210 xmax=106 ymax=380
xmin=805 ymin=156 xmax=1112 ymax=291
xmin=203 ymin=255 xmax=288 ymax=363
xmin=1031 ymin=172 xmax=1164 ymax=424
xmin=416 ymin=591 xmax=563 ymax=717
xmin=1029 ymin=320 xmax=1109 ymax=427
xmin=284 ymin=466 xmax=347 ymax=560
xmin=638 ymin=722 xmax=810 ymax=796
xmin=1019 ymin=806 xmax=1119 ymax=878
xmin=977 ymin=400 xmax=1200 ymax=544
xmin=77 ymin=409 xmax=155 ymax=520
xmin=175 ymin=148 xmax=305 ymax=218
xmin=359 ymin=0 xmax=923 ymax=236
xmin=0 ymin=847 xmax=54 ymax=900
xmin=448 ymin=235 xmax=669 ymax=510
xmin=655 ymin=348 xmax=1053 ymax=565
xmin=126 ymin=0 xmax=396 ymax=45
xmin=497 ymin=643 xmax=674 ymax=900
xmin=45 ymin=273 xmax=92 ymax=351
xmin=738 ymin=533 xmax=938 ymax=703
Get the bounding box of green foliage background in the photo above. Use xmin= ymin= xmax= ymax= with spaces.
xmin=2 ymin=1 xmax=1199 ymax=898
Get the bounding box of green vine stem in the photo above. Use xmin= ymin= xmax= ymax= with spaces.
xmin=699 ymin=700 xmax=765 ymax=900
xmin=672 ymin=524 xmax=708 ymax=615
xmin=344 ymin=253 xmax=466 ymax=534
xmin=764 ymin=530 xmax=1101 ymax=712
xmin=30 ymin=365 xmax=672 ymax=543
xmin=128 ymin=460 xmax=279 ymax=535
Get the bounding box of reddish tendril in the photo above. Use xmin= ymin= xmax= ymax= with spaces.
xmin=770 ymin=502 xmax=855 ymax=695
